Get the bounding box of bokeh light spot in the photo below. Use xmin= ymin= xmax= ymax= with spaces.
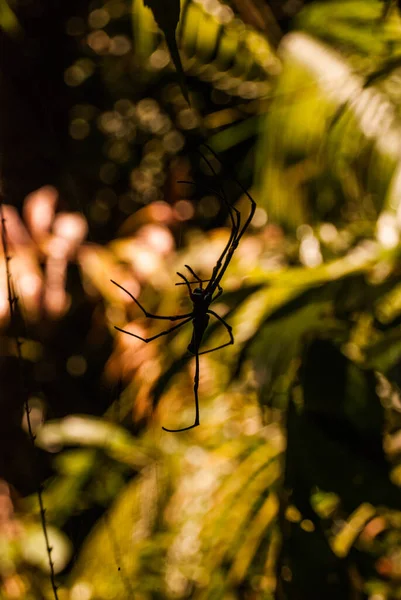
xmin=198 ymin=195 xmax=220 ymax=218
xmin=163 ymin=130 xmax=185 ymax=153
xmin=174 ymin=200 xmax=194 ymax=221
xmin=71 ymin=582 xmax=92 ymax=600
xmin=98 ymin=111 xmax=123 ymax=134
xmin=110 ymin=35 xmax=131 ymax=56
xmin=177 ymin=109 xmax=200 ymax=130
xmin=319 ymin=223 xmax=338 ymax=243
xmin=107 ymin=140 xmax=130 ymax=163
xmin=105 ymin=1 xmax=126 ymax=18
xmin=87 ymin=30 xmax=110 ymax=53
xmin=69 ymin=118 xmax=90 ymax=140
xmin=88 ymin=9 xmax=110 ymax=29
xmin=149 ymin=201 xmax=173 ymax=223
xmin=66 ymin=355 xmax=87 ymax=377
xmin=137 ymin=224 xmax=174 ymax=255
xmin=114 ymin=98 xmax=135 ymax=116
xmin=53 ymin=213 xmax=88 ymax=245
xmin=252 ymin=207 xmax=268 ymax=228
xmin=149 ymin=49 xmax=170 ymax=69
xmin=22 ymin=397 xmax=45 ymax=434
xmin=64 ymin=65 xmax=86 ymax=87
xmin=76 ymin=58 xmax=95 ymax=77
xmin=296 ymin=224 xmax=313 ymax=241
xmin=137 ymin=98 xmax=159 ymax=120
xmin=300 ymin=519 xmax=315 ymax=532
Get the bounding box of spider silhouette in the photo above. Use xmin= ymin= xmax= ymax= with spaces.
xmin=111 ymin=148 xmax=256 ymax=432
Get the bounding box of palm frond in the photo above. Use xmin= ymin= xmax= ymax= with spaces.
xmin=132 ymin=0 xmax=278 ymax=98
xmin=256 ymin=30 xmax=401 ymax=229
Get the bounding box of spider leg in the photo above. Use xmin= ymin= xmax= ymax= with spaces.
xmin=197 ymin=310 xmax=234 ymax=355
xmin=178 ymin=178 xmax=240 ymax=232
xmin=207 ymin=176 xmax=255 ymax=295
xmin=190 ymin=155 xmax=240 ymax=233
xmin=202 ymin=144 xmax=257 ymax=243
xmin=184 ymin=264 xmax=203 ymax=287
xmin=195 ymin=147 xmax=256 ymax=297
xmin=198 ymin=154 xmax=242 ymax=240
xmin=176 ymin=279 xmax=211 ymax=286
xmin=178 ymin=178 xmax=238 ymax=229
xmin=203 ymin=203 xmax=240 ymax=296
xmin=176 ymin=271 xmax=193 ymax=298
xmin=177 ymin=176 xmax=240 ymax=288
xmin=162 ymin=343 xmax=200 ymax=432
xmin=111 ymin=280 xmax=192 ymax=321
xmin=114 ymin=317 xmax=192 ymax=343
xmin=206 ymin=198 xmax=241 ymax=293
xmin=194 ymin=151 xmax=243 ymax=296
xmin=211 ymin=284 xmax=223 ymax=302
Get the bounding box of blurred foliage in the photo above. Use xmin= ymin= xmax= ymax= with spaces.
xmin=4 ymin=0 xmax=401 ymax=599
xmin=142 ymin=0 xmax=189 ymax=101
xmin=0 ymin=0 xmax=20 ymax=34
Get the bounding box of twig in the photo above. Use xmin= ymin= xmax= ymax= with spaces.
xmin=0 ymin=195 xmax=59 ymax=599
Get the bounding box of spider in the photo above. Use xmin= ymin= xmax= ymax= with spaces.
xmin=111 ymin=148 xmax=256 ymax=432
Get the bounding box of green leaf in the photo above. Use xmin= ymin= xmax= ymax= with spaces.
xmin=255 ymin=15 xmax=401 ymax=230
xmin=142 ymin=0 xmax=189 ymax=102
xmin=331 ymin=503 xmax=376 ymax=558
xmin=0 ymin=0 xmax=21 ymax=34
xmin=286 ymin=340 xmax=401 ymax=514
xmin=36 ymin=415 xmax=150 ymax=468
xmin=132 ymin=0 xmax=276 ymax=103
xmin=69 ymin=462 xmax=170 ymax=598
xmin=364 ymin=324 xmax=401 ymax=372
xmin=227 ymin=493 xmax=278 ymax=585
xmin=295 ymin=1 xmax=401 ymax=55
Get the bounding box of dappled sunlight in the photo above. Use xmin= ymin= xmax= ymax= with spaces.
xmin=43 ymin=286 xmax=70 ymax=319
xmin=23 ymin=187 xmax=58 ymax=243
xmin=135 ymin=224 xmax=174 ymax=256
xmin=112 ymin=239 xmax=167 ymax=281
xmin=0 ymin=252 xmax=43 ymax=323
xmin=5 ymin=0 xmax=401 ymax=598
xmin=52 ymin=213 xmax=88 ymax=254
xmin=105 ymin=321 xmax=158 ymax=384
xmin=78 ymin=244 xmax=140 ymax=305
xmin=0 ymin=481 xmax=21 ymax=539
xmin=299 ymin=232 xmax=323 ymax=267
xmin=376 ymin=211 xmax=400 ymax=248
xmin=0 ymin=188 xmax=88 ymax=323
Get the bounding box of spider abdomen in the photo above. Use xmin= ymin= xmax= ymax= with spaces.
xmin=188 ymin=313 xmax=210 ymax=354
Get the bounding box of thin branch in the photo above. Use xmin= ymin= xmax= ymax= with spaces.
xmin=0 ymin=195 xmax=59 ymax=600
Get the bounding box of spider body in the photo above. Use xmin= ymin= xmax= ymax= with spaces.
xmin=186 ymin=286 xmax=211 ymax=353
xmin=192 ymin=287 xmax=207 ymax=299
xmin=188 ymin=316 xmax=210 ymax=353
xmin=111 ymin=146 xmax=256 ymax=432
